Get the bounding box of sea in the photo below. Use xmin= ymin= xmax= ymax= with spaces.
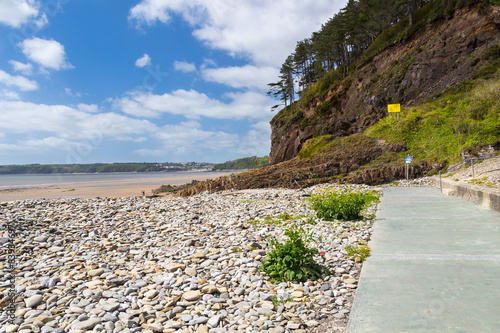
xmin=0 ymin=171 xmax=235 ymax=190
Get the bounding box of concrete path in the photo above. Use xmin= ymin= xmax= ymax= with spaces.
xmin=347 ymin=187 xmax=500 ymax=332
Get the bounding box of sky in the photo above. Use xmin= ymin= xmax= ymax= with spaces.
xmin=0 ymin=0 xmax=346 ymax=165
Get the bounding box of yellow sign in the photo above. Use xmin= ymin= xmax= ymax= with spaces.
xmin=388 ymin=104 xmax=401 ymax=113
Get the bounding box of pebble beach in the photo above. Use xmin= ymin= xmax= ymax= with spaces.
xmin=0 ymin=183 xmax=380 ymax=333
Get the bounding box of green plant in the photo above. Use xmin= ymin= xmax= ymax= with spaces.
xmin=301 ymin=216 xmax=317 ymax=225
xmin=278 ymin=212 xmax=292 ymax=221
xmin=259 ymin=223 xmax=329 ymax=283
xmin=309 ymin=189 xmax=379 ymax=221
xmin=345 ymin=244 xmax=371 ymax=262
xmin=271 ymin=294 xmax=293 ymax=309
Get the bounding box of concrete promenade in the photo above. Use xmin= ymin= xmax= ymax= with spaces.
xmin=347 ymin=187 xmax=500 ymax=332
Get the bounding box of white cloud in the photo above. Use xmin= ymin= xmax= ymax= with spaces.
xmin=135 ymin=53 xmax=152 ymax=68
xmin=202 ymin=65 xmax=279 ymax=90
xmin=0 ymin=69 xmax=38 ymax=91
xmin=0 ymin=100 xmax=156 ymax=141
xmin=174 ymin=61 xmax=196 ymax=73
xmin=19 ymin=37 xmax=73 ymax=71
xmin=134 ymin=120 xmax=269 ymax=160
xmin=20 ymin=137 xmax=92 ymax=152
xmin=1 ymin=90 xmax=20 ymax=100
xmin=65 ymin=88 xmax=82 ymax=98
xmin=9 ymin=60 xmax=33 ymax=75
xmin=113 ymin=89 xmax=274 ymax=120
xmin=129 ymin=0 xmax=342 ymax=66
xmin=76 ymin=104 xmax=99 ymax=113
xmin=0 ymin=98 xmax=270 ymax=163
xmin=0 ymin=0 xmax=39 ymax=28
xmin=34 ymin=12 xmax=47 ymax=29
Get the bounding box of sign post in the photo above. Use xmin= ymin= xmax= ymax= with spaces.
xmin=388 ymin=104 xmax=401 ymax=120
xmin=405 ymin=155 xmax=413 ymax=181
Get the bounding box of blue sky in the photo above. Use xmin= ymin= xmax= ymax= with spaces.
xmin=0 ymin=0 xmax=345 ymax=165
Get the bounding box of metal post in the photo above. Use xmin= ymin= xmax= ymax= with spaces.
xmin=439 ymin=171 xmax=442 ymax=193
xmin=471 ymin=159 xmax=475 ymax=177
xmin=406 ymin=163 xmax=409 ymax=181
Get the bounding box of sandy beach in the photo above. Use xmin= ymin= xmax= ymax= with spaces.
xmin=0 ymin=172 xmax=235 ymax=202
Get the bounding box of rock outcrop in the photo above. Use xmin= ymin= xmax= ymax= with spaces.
xmin=175 ymin=135 xmax=437 ymax=196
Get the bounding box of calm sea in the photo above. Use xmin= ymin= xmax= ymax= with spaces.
xmin=0 ymin=171 xmax=234 ymax=190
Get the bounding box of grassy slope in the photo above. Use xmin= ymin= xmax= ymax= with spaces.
xmin=365 ymin=78 xmax=500 ymax=165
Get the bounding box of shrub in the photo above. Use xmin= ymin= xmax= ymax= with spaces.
xmin=309 ymin=189 xmax=379 ymax=221
xmin=259 ymin=223 xmax=329 ymax=283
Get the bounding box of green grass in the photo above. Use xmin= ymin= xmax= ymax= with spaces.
xmin=345 ymin=244 xmax=371 ymax=262
xmin=365 ymin=78 xmax=500 ymax=164
xmin=298 ymin=133 xmax=373 ymax=160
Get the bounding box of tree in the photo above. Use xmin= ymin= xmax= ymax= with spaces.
xmin=267 ymin=56 xmax=295 ymax=109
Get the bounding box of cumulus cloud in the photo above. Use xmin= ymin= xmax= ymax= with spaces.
xmin=19 ymin=37 xmax=73 ymax=71
xmin=0 ymin=98 xmax=270 ymax=163
xmin=0 ymin=69 xmax=38 ymax=91
xmin=173 ymin=61 xmax=196 ymax=73
xmin=129 ymin=0 xmax=342 ymax=66
xmin=1 ymin=90 xmax=20 ymax=100
xmin=76 ymin=103 xmax=99 ymax=113
xmin=9 ymin=60 xmax=33 ymax=75
xmin=135 ymin=53 xmax=152 ymax=68
xmin=113 ymin=89 xmax=274 ymax=120
xmin=0 ymin=0 xmax=39 ymax=28
xmin=202 ymin=65 xmax=279 ymax=90
xmin=33 ymin=12 xmax=47 ymax=29
xmin=0 ymin=100 xmax=156 ymax=141
xmin=134 ymin=120 xmax=270 ymax=161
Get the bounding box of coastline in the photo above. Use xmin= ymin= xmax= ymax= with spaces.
xmin=0 ymin=171 xmax=237 ymax=202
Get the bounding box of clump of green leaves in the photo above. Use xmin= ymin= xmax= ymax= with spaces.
xmin=309 ymin=189 xmax=379 ymax=221
xmin=248 ymin=212 xmax=305 ymax=227
xmin=271 ymin=295 xmax=293 ymax=309
xmin=259 ymin=223 xmax=329 ymax=283
xmin=345 ymin=244 xmax=371 ymax=262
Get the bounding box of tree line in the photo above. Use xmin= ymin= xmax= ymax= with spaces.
xmin=0 ymin=163 xmax=205 ymax=174
xmin=213 ymin=156 xmax=269 ymax=170
xmin=268 ymin=0 xmax=485 ymax=108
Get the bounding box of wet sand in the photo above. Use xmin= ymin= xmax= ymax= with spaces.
xmin=0 ymin=173 xmax=231 ymax=202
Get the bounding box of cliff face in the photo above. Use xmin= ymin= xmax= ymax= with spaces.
xmin=270 ymin=4 xmax=500 ymax=164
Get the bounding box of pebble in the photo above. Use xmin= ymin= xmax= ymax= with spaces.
xmin=0 ymin=183 xmax=378 ymax=332
xmin=24 ymin=295 xmax=43 ymax=308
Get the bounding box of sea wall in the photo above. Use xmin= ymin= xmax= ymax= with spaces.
xmin=436 ymin=178 xmax=500 ymax=213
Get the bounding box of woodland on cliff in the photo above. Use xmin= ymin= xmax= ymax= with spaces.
xmin=267 ymin=0 xmax=497 ymax=108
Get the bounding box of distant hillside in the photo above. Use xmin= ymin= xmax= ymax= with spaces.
xmin=0 ymin=162 xmax=213 ymax=175
xmin=213 ymin=156 xmax=269 ymax=170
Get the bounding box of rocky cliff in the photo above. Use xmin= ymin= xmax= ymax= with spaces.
xmin=270 ymin=3 xmax=500 ymax=164
xmin=162 ymin=3 xmax=500 ymax=197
